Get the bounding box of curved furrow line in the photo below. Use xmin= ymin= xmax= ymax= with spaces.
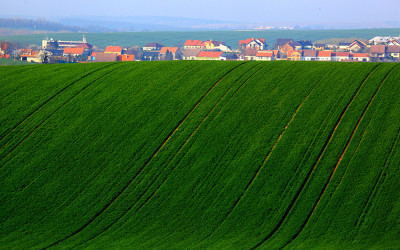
xmin=353 ymin=124 xmax=400 ymax=233
xmin=0 ymin=63 xmax=116 ymax=144
xmin=0 ymin=63 xmax=127 ymax=165
xmin=195 ymin=65 xmax=333 ymax=247
xmin=280 ymin=64 xmax=398 ymax=249
xmin=250 ymin=64 xmax=381 ymax=250
xmin=41 ymin=62 xmax=247 ymax=250
xmin=73 ymin=64 xmax=265 ymax=249
xmin=0 ymin=66 xmax=67 ymax=101
xmin=12 ymin=63 xmax=202 ymax=232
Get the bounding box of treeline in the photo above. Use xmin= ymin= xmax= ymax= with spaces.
xmin=0 ymin=18 xmax=82 ymax=32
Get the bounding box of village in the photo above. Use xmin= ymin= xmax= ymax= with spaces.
xmin=1 ymin=35 xmax=400 ymax=63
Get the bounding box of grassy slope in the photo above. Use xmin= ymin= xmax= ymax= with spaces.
xmin=0 ymin=61 xmax=400 ymax=249
xmin=1 ymin=29 xmax=400 ymax=49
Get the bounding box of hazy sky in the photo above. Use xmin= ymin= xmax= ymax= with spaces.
xmin=1 ymin=0 xmax=400 ymax=25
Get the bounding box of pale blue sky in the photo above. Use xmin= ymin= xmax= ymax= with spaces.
xmin=1 ymin=0 xmax=400 ymax=26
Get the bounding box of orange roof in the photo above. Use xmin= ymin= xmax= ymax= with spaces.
xmin=105 ymin=46 xmax=123 ymax=53
xmin=197 ymin=51 xmax=223 ymax=58
xmin=239 ymin=38 xmax=266 ymax=45
xmin=117 ymin=54 xmax=135 ymax=61
xmin=63 ymin=47 xmax=84 ymax=55
xmin=335 ymin=52 xmax=350 ymax=57
xmin=287 ymin=50 xmax=302 ymax=57
xmin=160 ymin=47 xmax=179 ymax=54
xmin=318 ymin=51 xmax=332 ymax=57
xmin=184 ymin=40 xmax=204 ymax=46
xmin=91 ymin=52 xmax=98 ymax=57
xmin=351 ymin=53 xmax=368 ymax=57
xmin=256 ymin=52 xmax=273 ymax=57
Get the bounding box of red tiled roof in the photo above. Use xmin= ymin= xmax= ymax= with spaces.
xmin=105 ymin=46 xmax=123 ymax=53
xmin=76 ymin=44 xmax=90 ymax=49
xmin=245 ymin=49 xmax=258 ymax=56
xmin=117 ymin=54 xmax=135 ymax=61
xmin=303 ymin=50 xmax=317 ymax=57
xmin=239 ymin=38 xmax=266 ymax=45
xmin=351 ymin=53 xmax=368 ymax=57
xmin=335 ymin=52 xmax=350 ymax=57
xmin=256 ymin=52 xmax=273 ymax=57
xmin=184 ymin=40 xmax=204 ymax=46
xmin=318 ymin=51 xmax=332 ymax=57
xmin=197 ymin=51 xmax=223 ymax=58
xmin=370 ymin=45 xmax=386 ymax=54
xmin=387 ymin=45 xmax=400 ymax=53
xmin=63 ymin=47 xmax=84 ymax=55
xmin=160 ymin=47 xmax=179 ymax=54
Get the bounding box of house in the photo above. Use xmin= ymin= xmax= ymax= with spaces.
xmin=297 ymin=40 xmax=313 ymax=49
xmin=20 ymin=49 xmax=33 ymax=55
xmin=276 ymin=39 xmax=293 ymax=49
xmin=117 ymin=54 xmax=135 ymax=61
xmin=239 ymin=38 xmax=267 ymax=51
xmin=63 ymin=47 xmax=85 ymax=57
xmin=264 ymin=50 xmax=280 ymax=58
xmin=332 ymin=52 xmax=350 ymax=62
xmin=302 ymin=50 xmax=317 ymax=61
xmin=184 ymin=40 xmax=204 ymax=49
xmin=159 ymin=47 xmax=181 ymax=60
xmin=351 ymin=53 xmax=370 ymax=62
xmin=317 ymin=51 xmax=332 ymax=61
xmin=314 ymin=44 xmax=326 ymax=50
xmin=196 ymin=51 xmax=223 ymax=60
xmin=369 ymin=45 xmax=386 ymax=59
xmin=220 ymin=53 xmax=238 ymax=61
xmin=338 ymin=43 xmax=351 ymax=51
xmin=143 ymin=42 xmax=163 ymax=51
xmin=47 ymin=35 xmax=93 ymax=50
xmin=254 ymin=51 xmax=274 ymax=61
xmin=349 ymin=40 xmax=366 ymax=52
xmin=182 ymin=49 xmax=202 ymax=60
xmin=142 ymin=51 xmax=160 ymax=61
xmin=386 ymin=45 xmax=400 ymax=60
xmin=204 ymin=40 xmax=224 ymax=50
xmin=105 ymin=46 xmax=123 ymax=55
xmin=368 ymin=36 xmax=400 ymax=45
xmin=0 ymin=41 xmax=9 ymax=55
xmin=244 ymin=49 xmax=258 ymax=60
xmin=287 ymin=50 xmax=302 ymax=61
xmin=94 ymin=53 xmax=117 ymax=62
xmin=280 ymin=43 xmax=295 ymax=56
xmin=20 ymin=54 xmax=42 ymax=63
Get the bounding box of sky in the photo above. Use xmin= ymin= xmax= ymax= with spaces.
xmin=1 ymin=0 xmax=400 ymax=27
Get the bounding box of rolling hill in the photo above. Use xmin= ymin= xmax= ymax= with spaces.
xmin=1 ymin=61 xmax=400 ymax=249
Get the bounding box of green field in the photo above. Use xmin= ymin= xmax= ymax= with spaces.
xmin=1 ymin=28 xmax=400 ymax=49
xmin=1 ymin=61 xmax=400 ymax=249
xmin=0 ymin=58 xmax=30 ymax=66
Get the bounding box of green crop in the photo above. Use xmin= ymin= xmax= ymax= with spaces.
xmin=1 ymin=61 xmax=400 ymax=249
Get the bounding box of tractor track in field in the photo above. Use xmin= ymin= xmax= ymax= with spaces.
xmin=353 ymin=121 xmax=400 ymax=234
xmin=41 ymin=62 xmax=247 ymax=249
xmin=72 ymin=64 xmax=265 ymax=249
xmin=280 ymin=64 xmax=399 ymax=250
xmin=0 ymin=66 xmax=64 ymax=101
xmin=0 ymin=63 xmax=116 ymax=145
xmin=20 ymin=63 xmax=201 ymax=229
xmin=0 ymin=63 xmax=125 ymax=165
xmin=250 ymin=64 xmax=381 ymax=250
xmin=194 ymin=65 xmax=332 ymax=246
